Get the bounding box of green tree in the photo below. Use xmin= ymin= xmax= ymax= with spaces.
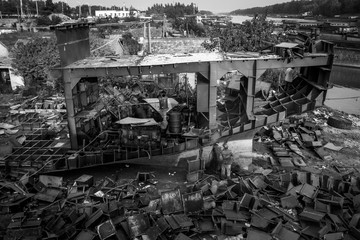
xmin=202 ymin=15 xmax=285 ymax=52
xmin=90 ymin=32 xmax=116 ymax=57
xmin=36 ymin=15 xmax=62 ymax=26
xmin=1 ymin=0 xmax=17 ymax=16
xmin=121 ymin=32 xmax=141 ymax=55
xmin=146 ymin=3 xmax=197 ymax=20
xmin=172 ymin=17 xmax=206 ymax=37
xmin=11 ymin=37 xmax=60 ymax=92
xmin=43 ymin=0 xmax=56 ymax=15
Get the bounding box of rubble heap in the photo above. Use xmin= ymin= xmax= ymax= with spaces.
xmin=1 ymin=102 xmax=360 ymax=240
xmin=1 ymin=155 xmax=360 ymax=240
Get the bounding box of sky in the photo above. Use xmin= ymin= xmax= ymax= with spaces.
xmin=63 ymin=0 xmax=291 ymax=13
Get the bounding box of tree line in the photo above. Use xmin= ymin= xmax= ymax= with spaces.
xmin=231 ymin=0 xmax=360 ymax=17
xmin=146 ymin=3 xmax=198 ymax=19
xmin=0 ymin=0 xmax=131 ymax=18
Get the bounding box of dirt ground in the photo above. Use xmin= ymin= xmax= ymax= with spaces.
xmin=50 ymin=162 xmax=190 ymax=193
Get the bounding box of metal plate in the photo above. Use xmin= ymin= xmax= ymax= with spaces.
xmin=161 ymin=189 xmax=183 ymax=215
xmin=182 ymin=191 xmax=203 ymax=214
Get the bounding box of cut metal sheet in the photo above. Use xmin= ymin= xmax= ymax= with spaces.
xmin=272 ymin=222 xmax=300 ymax=240
xmin=75 ymin=230 xmax=97 ymax=240
xmin=281 ymin=195 xmax=299 ymax=209
xmin=222 ymin=201 xmax=250 ymax=221
xmin=161 ymin=189 xmax=183 ymax=214
xmin=182 ymin=190 xmax=203 ymax=214
xmin=127 ymin=213 xmax=150 ymax=238
xmin=299 ymin=207 xmax=325 ymax=222
xmin=96 ymin=220 xmax=116 ymax=240
xmin=143 ymin=225 xmax=161 ymax=240
xmin=34 ymin=188 xmax=61 ymax=203
xmin=298 ymin=183 xmax=318 ymax=199
xmin=172 ymin=214 xmax=193 ymax=228
xmin=197 ymin=218 xmax=215 ymax=232
xmin=39 ymin=175 xmax=63 ymax=188
xmin=323 ymin=142 xmax=343 ymax=151
xmin=247 ymin=229 xmax=272 ymax=240
xmin=174 ymin=233 xmax=192 ymax=240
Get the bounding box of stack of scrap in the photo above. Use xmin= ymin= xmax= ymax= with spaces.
xmin=256 ymin=116 xmax=346 ymax=165
xmin=1 ymin=163 xmax=360 ymax=240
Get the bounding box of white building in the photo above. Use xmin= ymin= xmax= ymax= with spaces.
xmin=95 ymin=10 xmax=134 ymax=18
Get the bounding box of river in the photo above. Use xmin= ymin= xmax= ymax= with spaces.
xmin=325 ymin=85 xmax=360 ymax=115
xmin=230 ymin=15 xmax=317 ymax=24
xmin=325 ymin=65 xmax=360 ymax=115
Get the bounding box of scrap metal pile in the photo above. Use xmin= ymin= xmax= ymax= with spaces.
xmin=1 ymin=101 xmax=359 ymax=240
xmin=1 ymin=156 xmax=360 ymax=240
xmin=0 ymin=95 xmax=67 ymax=138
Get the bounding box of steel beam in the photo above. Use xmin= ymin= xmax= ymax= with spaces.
xmin=246 ymin=61 xmax=257 ymax=120
xmin=60 ymin=54 xmax=331 ymax=148
xmin=63 ymin=55 xmax=330 ymax=81
xmin=209 ymin=63 xmax=218 ymax=130
xmin=66 ymin=62 xmax=211 ymax=83
xmin=63 ymin=70 xmax=79 ymax=149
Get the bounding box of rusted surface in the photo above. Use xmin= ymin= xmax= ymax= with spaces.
xmin=161 ymin=189 xmax=183 ymax=215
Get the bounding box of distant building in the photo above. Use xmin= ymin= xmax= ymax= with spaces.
xmin=298 ymin=22 xmax=318 ymax=28
xmin=95 ymin=10 xmax=129 ymax=18
xmin=184 ymin=15 xmax=203 ymax=24
xmin=329 ymin=21 xmax=350 ymax=27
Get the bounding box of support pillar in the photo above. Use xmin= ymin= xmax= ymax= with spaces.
xmin=147 ymin=22 xmax=151 ymax=54
xmin=63 ymin=70 xmax=79 ymax=149
xmin=209 ymin=63 xmax=219 ymax=131
xmin=245 ymin=61 xmax=257 ymax=120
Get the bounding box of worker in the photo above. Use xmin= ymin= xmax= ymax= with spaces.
xmin=284 ymin=67 xmax=297 ymax=91
xmin=211 ymin=143 xmax=223 ymax=173
xmin=221 ymin=143 xmax=234 ymax=179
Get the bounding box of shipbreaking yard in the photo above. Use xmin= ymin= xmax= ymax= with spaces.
xmin=1 ymin=22 xmax=360 ymax=240
xmin=1 ymin=98 xmax=360 ymax=240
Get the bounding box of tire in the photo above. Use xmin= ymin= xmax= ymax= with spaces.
xmin=327 ymin=116 xmax=352 ymax=130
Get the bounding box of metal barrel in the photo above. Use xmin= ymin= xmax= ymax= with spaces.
xmin=168 ymin=112 xmax=182 ymax=133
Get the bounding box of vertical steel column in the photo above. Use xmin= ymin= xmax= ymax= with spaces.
xmin=246 ymin=61 xmax=257 ymax=120
xmin=147 ymin=22 xmax=152 ymax=54
xmin=63 ymin=70 xmax=78 ymax=149
xmin=209 ymin=63 xmax=218 ymax=130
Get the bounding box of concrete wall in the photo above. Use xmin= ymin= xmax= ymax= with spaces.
xmin=144 ymin=38 xmax=210 ymax=54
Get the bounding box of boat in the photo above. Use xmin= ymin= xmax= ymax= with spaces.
xmin=1 ymin=23 xmax=334 ymax=175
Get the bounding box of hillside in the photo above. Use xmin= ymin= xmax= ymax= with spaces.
xmin=230 ymin=0 xmax=360 ymax=18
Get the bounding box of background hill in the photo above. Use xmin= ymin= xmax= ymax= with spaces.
xmin=230 ymin=0 xmax=360 ymax=17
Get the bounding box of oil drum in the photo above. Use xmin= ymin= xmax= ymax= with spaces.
xmin=168 ymin=112 xmax=182 ymax=133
